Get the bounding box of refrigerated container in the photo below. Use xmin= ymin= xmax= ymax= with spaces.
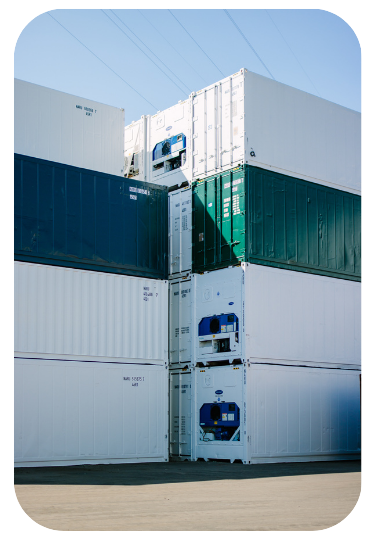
xmin=14 ymin=154 xmax=168 ymax=279
xmin=192 ymin=165 xmax=361 ymax=281
xmin=169 ymin=368 xmax=192 ymax=459
xmin=14 ymin=262 xmax=168 ymax=366
xmin=15 ymin=79 xmax=125 ymax=176
xmin=193 ymin=364 xmax=361 ymax=464
xmin=124 ymin=100 xmax=191 ymax=188
xmin=192 ymin=264 xmax=360 ymax=370
xmin=124 ymin=115 xmax=149 ymax=181
xmin=124 ymin=69 xmax=360 ymax=193
xmin=168 ymin=187 xmax=192 ymax=278
xmin=169 ymin=276 xmax=192 ymax=368
xmin=15 ymin=358 xmax=168 ymax=467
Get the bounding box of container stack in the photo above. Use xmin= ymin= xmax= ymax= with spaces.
xmin=125 ymin=68 xmax=361 ymax=463
xmin=14 ymin=81 xmax=169 ymax=467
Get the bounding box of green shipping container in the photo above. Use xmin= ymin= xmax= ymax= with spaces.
xmin=192 ymin=165 xmax=361 ymax=281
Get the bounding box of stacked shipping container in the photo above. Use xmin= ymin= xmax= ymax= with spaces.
xmin=14 ymin=70 xmax=361 ymax=466
xmin=14 ymin=82 xmax=169 ymax=467
xmin=162 ymin=70 xmax=361 ymax=462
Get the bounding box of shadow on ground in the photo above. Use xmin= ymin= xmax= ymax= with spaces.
xmin=14 ymin=459 xmax=361 ymax=487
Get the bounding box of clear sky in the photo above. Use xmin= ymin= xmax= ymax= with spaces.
xmin=14 ymin=8 xmax=361 ymax=125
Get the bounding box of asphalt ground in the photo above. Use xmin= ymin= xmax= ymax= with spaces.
xmin=14 ymin=459 xmax=361 ymax=531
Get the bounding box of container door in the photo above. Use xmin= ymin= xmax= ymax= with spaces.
xmin=179 ymin=281 xmax=192 ymax=363
xmin=193 ymin=178 xmax=219 ymax=270
xmin=193 ymin=181 xmax=206 ymax=271
xmin=205 ymin=86 xmax=217 ymax=175
xmin=180 ymin=190 xmax=192 ymax=275
xmin=192 ymin=93 xmax=206 ymax=178
xmin=179 ymin=371 xmax=192 ymax=456
xmin=169 ymin=282 xmax=180 ymax=365
xmin=169 ymin=194 xmax=181 ymax=276
xmin=220 ymin=79 xmax=231 ymax=169
xmin=169 ymin=371 xmax=180 ymax=456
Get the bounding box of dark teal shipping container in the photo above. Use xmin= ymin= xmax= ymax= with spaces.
xmin=193 ymin=165 xmax=361 ymax=281
xmin=15 ymin=154 xmax=168 ymax=279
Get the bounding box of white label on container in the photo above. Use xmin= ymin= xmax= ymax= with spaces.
xmin=222 ymin=413 xmax=227 ymax=421
xmin=221 ymin=325 xmax=226 ymax=332
xmin=224 ymin=212 xmax=229 ymax=218
xmin=228 ymin=413 xmax=234 ymax=421
xmin=224 ymin=182 xmax=231 ymax=189
xmin=208 ymin=202 xmax=213 ymax=207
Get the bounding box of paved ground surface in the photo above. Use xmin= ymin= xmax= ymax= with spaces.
xmin=14 ymin=460 xmax=361 ymax=531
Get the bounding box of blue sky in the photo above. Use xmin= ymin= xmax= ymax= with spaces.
xmin=14 ymin=8 xmax=361 ymax=124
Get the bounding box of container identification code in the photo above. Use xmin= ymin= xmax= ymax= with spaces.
xmin=130 ymin=186 xmax=149 ymax=196
xmin=143 ymin=286 xmax=159 ymax=301
xmin=123 ymin=376 xmax=145 ymax=387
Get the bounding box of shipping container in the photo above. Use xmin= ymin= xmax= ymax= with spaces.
xmin=192 ymin=264 xmax=361 ymax=370
xmin=191 ymin=69 xmax=360 ymax=194
xmin=169 ymin=276 xmax=192 ymax=367
xmin=15 ymin=79 xmax=125 ymax=176
xmin=125 ymin=69 xmax=360 ymax=194
xmin=193 ymin=364 xmax=361 ymax=464
xmin=14 ymin=262 xmax=168 ymax=366
xmin=193 ymin=165 xmax=361 ymax=281
xmin=169 ymin=368 xmax=192 ymax=459
xmin=168 ymin=187 xmax=192 ymax=277
xmin=124 ymin=100 xmax=191 ymax=188
xmin=15 ymin=358 xmax=168 ymax=467
xmin=124 ymin=115 xmax=149 ymax=180
xmin=14 ymin=154 xmax=168 ymax=279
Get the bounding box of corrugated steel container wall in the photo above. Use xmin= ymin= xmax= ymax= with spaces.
xmin=168 ymin=188 xmax=192 ymax=277
xmin=15 ymin=79 xmax=125 ymax=176
xmin=192 ymin=264 xmax=361 ymax=369
xmin=191 ymin=69 xmax=360 ymax=194
xmin=192 ymin=364 xmax=361 ymax=464
xmin=124 ymin=116 xmax=149 ymax=181
xmin=169 ymin=277 xmax=192 ymax=367
xmin=247 ymin=364 xmax=361 ymax=464
xmin=169 ymin=369 xmax=192 ymax=458
xmin=15 ymin=358 xmax=168 ymax=466
xmin=14 ymin=154 xmax=168 ymax=279
xmin=14 ymin=262 xmax=168 ymax=365
xmin=192 ymin=165 xmax=361 ymax=281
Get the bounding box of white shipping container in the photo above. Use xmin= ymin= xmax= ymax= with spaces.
xmin=125 ymin=69 xmax=360 ymax=194
xmin=193 ymin=364 xmax=361 ymax=464
xmin=169 ymin=369 xmax=192 ymax=458
xmin=15 ymin=358 xmax=168 ymax=467
xmin=192 ymin=264 xmax=361 ymax=370
xmin=124 ymin=115 xmax=149 ymax=180
xmin=124 ymin=100 xmax=191 ymax=188
xmin=169 ymin=276 xmax=192 ymax=367
xmin=14 ymin=262 xmax=168 ymax=366
xmin=15 ymin=79 xmax=125 ymax=176
xmin=168 ymin=187 xmax=192 ymax=277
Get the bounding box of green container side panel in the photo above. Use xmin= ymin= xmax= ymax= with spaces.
xmin=14 ymin=154 xmax=168 ymax=280
xmin=192 ymin=165 xmax=361 ymax=281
